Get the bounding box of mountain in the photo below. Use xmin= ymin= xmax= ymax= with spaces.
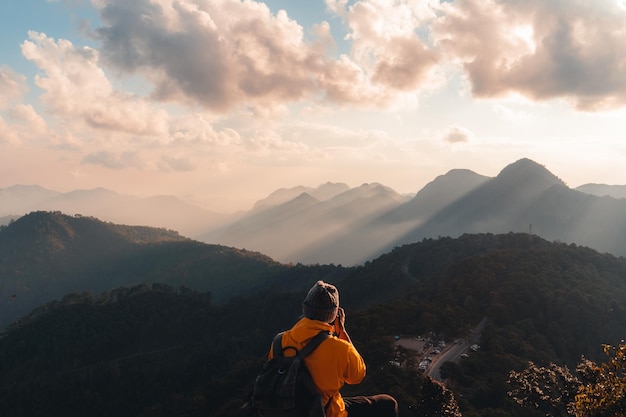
xmin=5 ymin=158 xmax=626 ymax=267
xmin=1 ymin=233 xmax=624 ymax=417
xmin=207 ymin=183 xmax=411 ymax=265
xmin=226 ymin=157 xmax=626 ymax=265
xmin=0 ymin=211 xmax=308 ymax=328
xmin=391 ymin=159 xmax=626 ymax=258
xmin=379 ymin=169 xmax=491 ymax=224
xmin=0 ymin=185 xmax=229 ymax=238
xmin=0 ymin=184 xmax=61 ymax=213
xmin=210 ymin=158 xmax=616 ymax=265
xmin=393 ymin=158 xmax=565 ymax=244
xmin=289 ymin=169 xmax=491 ymax=265
xmin=576 ymin=183 xmax=626 ymax=199
xmin=251 ymin=182 xmax=350 ymax=211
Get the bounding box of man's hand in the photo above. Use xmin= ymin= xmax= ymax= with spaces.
xmin=336 ymin=307 xmax=345 ymax=330
xmin=334 ymin=307 xmax=353 ymax=344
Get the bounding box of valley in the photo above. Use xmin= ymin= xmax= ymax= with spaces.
xmin=1 ymin=158 xmax=626 ymax=416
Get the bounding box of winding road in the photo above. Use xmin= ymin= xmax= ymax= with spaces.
xmin=425 ymin=317 xmax=487 ymax=381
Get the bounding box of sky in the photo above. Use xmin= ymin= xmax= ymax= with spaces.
xmin=2 ymin=0 xmax=626 ymax=213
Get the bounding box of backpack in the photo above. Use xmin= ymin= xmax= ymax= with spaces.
xmin=248 ymin=330 xmax=331 ymax=417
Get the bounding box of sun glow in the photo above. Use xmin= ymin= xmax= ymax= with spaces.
xmin=512 ymin=25 xmax=536 ymax=54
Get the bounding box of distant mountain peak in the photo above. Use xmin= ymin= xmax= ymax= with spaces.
xmin=415 ymin=168 xmax=489 ymax=198
xmin=313 ymin=182 xmax=350 ymax=200
xmin=316 ymin=182 xmax=349 ymax=189
xmin=351 ymin=182 xmax=396 ymax=193
xmin=496 ymin=158 xmax=565 ymax=188
xmin=252 ymin=183 xmax=350 ymax=211
xmin=4 ymin=184 xmax=54 ymax=192
xmin=292 ymin=192 xmax=318 ymax=203
xmin=445 ymin=168 xmax=480 ymax=176
xmin=576 ymin=183 xmax=626 ymax=199
xmin=375 ymin=168 xmax=490 ymax=226
xmin=251 ymin=186 xmax=312 ymax=211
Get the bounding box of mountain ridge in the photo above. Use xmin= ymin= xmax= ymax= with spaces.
xmin=208 ymin=182 xmax=411 ymax=264
xmin=1 ymin=232 xmax=624 ymax=417
xmin=4 ymin=158 xmax=626 ymax=266
xmin=0 ymin=185 xmax=229 ymax=238
xmin=576 ymin=183 xmax=626 ymax=199
xmin=208 ymin=158 xmax=626 ymax=265
xmin=0 ymin=211 xmax=301 ymax=328
xmin=251 ymin=182 xmax=351 ymax=211
xmin=392 ymin=158 xmax=567 ymax=247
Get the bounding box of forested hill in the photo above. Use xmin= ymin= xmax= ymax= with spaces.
xmin=1 ymin=232 xmax=625 ymax=417
xmin=0 ymin=211 xmax=342 ymax=328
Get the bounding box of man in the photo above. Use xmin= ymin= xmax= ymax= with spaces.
xmin=269 ymin=280 xmax=398 ymax=417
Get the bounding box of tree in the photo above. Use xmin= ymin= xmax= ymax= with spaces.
xmin=439 ymin=361 xmax=464 ymax=385
xmin=574 ymin=342 xmax=626 ymax=417
xmin=508 ymin=361 xmax=579 ymax=416
xmin=507 ymin=342 xmax=626 ymax=417
xmin=409 ymin=377 xmax=462 ymax=417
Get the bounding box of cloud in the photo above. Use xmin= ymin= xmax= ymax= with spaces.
xmin=94 ymin=0 xmax=323 ymax=111
xmin=0 ymin=66 xmax=28 ymax=108
xmin=10 ymin=0 xmax=626 ymax=187
xmin=10 ymin=105 xmax=49 ymax=136
xmin=247 ymin=130 xmax=312 ymax=160
xmin=0 ymin=116 xmax=21 ymax=146
xmin=319 ymin=0 xmax=441 ymax=106
xmin=442 ymin=126 xmax=473 ymax=144
xmin=169 ymin=114 xmax=243 ymax=147
xmin=0 ymin=102 xmax=52 ymax=147
xmin=432 ymin=0 xmax=626 ymax=111
xmin=92 ymin=0 xmax=446 ymax=111
xmin=91 ymin=0 xmax=626 ymax=113
xmin=336 ymin=0 xmax=439 ymax=89
xmin=0 ymin=67 xmax=41 ymax=145
xmin=159 ymin=155 xmax=196 ymax=172
xmin=21 ymin=31 xmax=170 ymax=137
xmin=82 ymin=150 xmax=144 ymax=169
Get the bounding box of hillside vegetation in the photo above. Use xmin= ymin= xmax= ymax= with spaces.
xmin=0 ymin=232 xmax=624 ymax=416
xmin=0 ymin=211 xmax=350 ymax=328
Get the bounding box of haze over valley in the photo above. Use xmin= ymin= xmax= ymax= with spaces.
xmin=3 ymin=158 xmax=626 ymax=266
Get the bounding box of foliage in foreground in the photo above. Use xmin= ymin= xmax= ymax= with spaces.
xmin=508 ymin=342 xmax=626 ymax=417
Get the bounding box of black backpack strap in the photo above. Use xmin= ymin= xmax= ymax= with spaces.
xmin=272 ymin=331 xmax=330 ymax=358
xmin=272 ymin=332 xmax=285 ymax=357
xmin=297 ymin=331 xmax=331 ymax=359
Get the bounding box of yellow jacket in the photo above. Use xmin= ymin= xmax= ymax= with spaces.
xmin=269 ymin=317 xmax=366 ymax=417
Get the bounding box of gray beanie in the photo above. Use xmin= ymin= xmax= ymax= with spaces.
xmin=302 ymin=280 xmax=339 ymax=323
